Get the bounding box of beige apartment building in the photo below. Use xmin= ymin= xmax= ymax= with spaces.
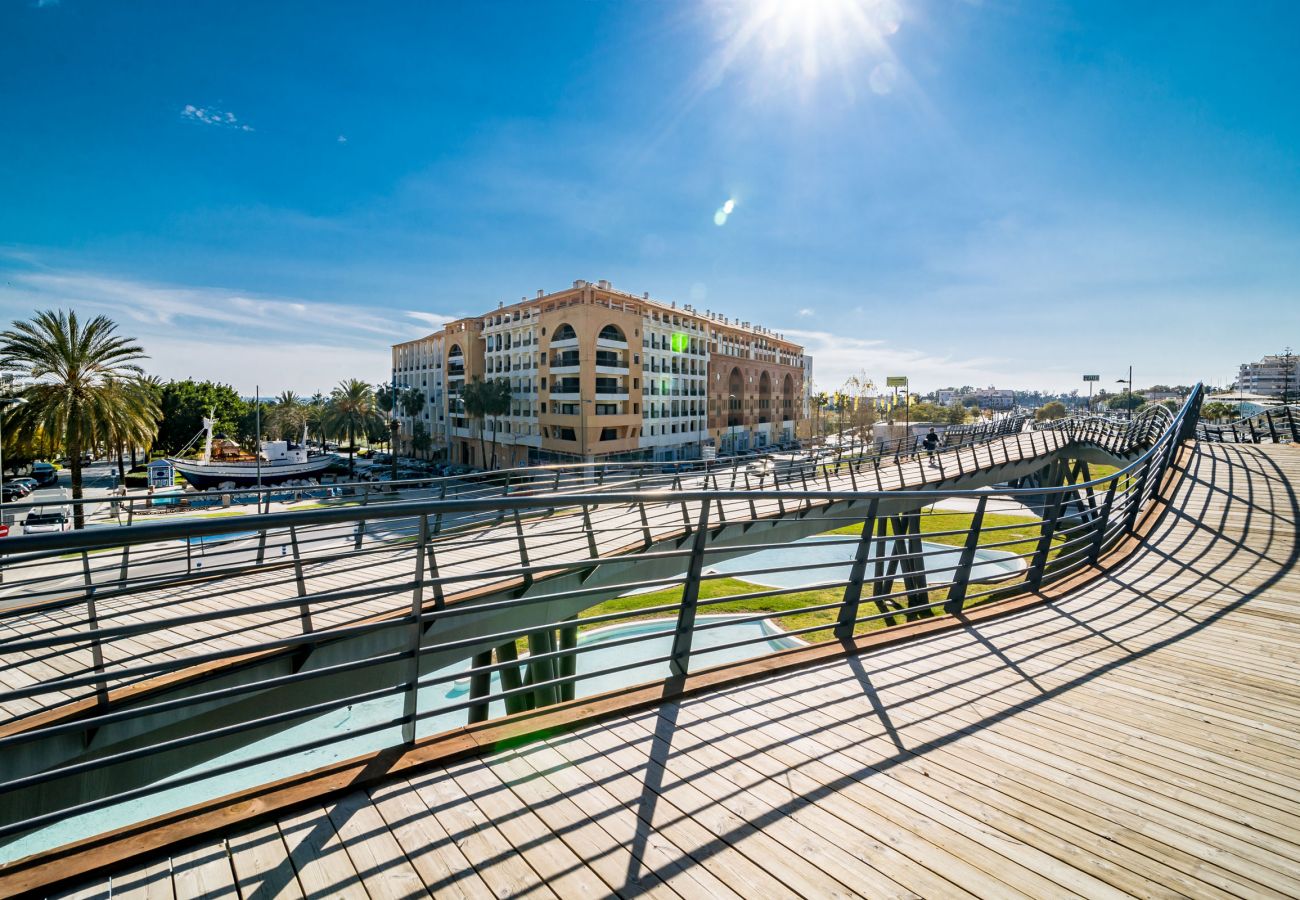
xmin=391 ymin=279 xmax=807 ymax=467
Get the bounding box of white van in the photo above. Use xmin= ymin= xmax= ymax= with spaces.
xmin=23 ymin=510 xmax=72 ymax=534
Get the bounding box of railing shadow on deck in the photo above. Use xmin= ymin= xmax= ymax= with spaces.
xmin=301 ymin=437 xmax=1298 ymax=898
xmin=0 ymin=389 xmax=1213 ymax=888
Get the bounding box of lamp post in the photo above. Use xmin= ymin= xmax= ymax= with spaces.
xmin=1115 ymin=366 xmax=1133 ymax=420
xmin=0 ymin=396 xmax=29 ymax=535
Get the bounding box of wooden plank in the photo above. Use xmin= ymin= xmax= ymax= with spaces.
xmin=276 ymin=804 xmax=368 ymax=900
xmin=225 ymin=821 xmax=303 ymax=900
xmin=168 ymin=837 xmax=238 ymax=900
xmin=365 ymin=778 xmax=494 ymax=900
xmin=405 ymin=766 xmax=559 ymax=900
xmin=325 ymin=789 xmax=430 ymax=900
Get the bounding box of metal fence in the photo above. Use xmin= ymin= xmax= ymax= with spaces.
xmin=0 ymin=386 xmax=1201 ymax=861
xmin=1197 ymin=403 xmax=1299 ymax=444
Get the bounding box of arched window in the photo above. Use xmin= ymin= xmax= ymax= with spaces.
xmin=598 ymin=324 xmax=626 ymax=342
xmin=553 ymin=323 xmax=577 ymax=341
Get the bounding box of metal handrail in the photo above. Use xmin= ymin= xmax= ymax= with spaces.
xmin=0 ymin=385 xmax=1202 ymax=860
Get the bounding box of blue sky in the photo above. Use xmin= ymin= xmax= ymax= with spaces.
xmin=1 ymin=0 xmax=1297 ymax=395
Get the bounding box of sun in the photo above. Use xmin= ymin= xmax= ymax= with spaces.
xmin=703 ymin=0 xmax=904 ymax=97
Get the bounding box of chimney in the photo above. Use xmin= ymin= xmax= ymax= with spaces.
xmin=573 ymin=279 xmax=585 ymax=288
xmin=537 ymin=289 xmax=544 ymax=298
xmin=643 ymin=292 xmax=649 ymax=299
xmin=597 ymin=279 xmax=611 ymax=290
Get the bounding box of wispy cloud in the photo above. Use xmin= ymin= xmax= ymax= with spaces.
xmin=181 ymin=104 xmax=254 ymax=132
xmin=783 ymin=327 xmax=1009 ymax=392
xmin=0 ymin=265 xmax=459 ymax=393
xmin=35 ymin=0 xmax=60 ymax=7
xmin=407 ymin=311 xmax=456 ymax=331
xmin=796 ymin=307 xmax=814 ymax=317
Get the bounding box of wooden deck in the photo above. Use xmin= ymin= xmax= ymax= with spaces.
xmin=0 ymin=431 xmax=1066 ymax=727
xmin=41 ymin=441 xmax=1300 ymax=898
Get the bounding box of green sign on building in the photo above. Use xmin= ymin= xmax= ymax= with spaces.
xmin=671 ymin=332 xmax=689 ymax=353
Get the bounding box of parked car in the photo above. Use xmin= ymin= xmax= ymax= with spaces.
xmin=23 ymin=511 xmax=72 ymax=534
xmin=10 ymin=477 xmax=39 ymax=493
xmin=2 ymin=485 xmax=27 ymax=502
xmin=30 ymin=462 xmax=59 ymax=486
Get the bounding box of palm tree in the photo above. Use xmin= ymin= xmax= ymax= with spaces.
xmin=462 ymin=377 xmax=512 ymax=469
xmin=266 ymin=390 xmax=309 ymax=441
xmin=322 ymin=378 xmax=381 ymax=477
xmin=107 ymin=377 xmax=161 ymax=482
xmin=0 ymin=310 xmax=157 ymax=528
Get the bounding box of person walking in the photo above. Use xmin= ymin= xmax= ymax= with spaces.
xmin=923 ymin=428 xmax=939 ymax=467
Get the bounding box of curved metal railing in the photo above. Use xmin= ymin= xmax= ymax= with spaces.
xmin=0 ymin=385 xmax=1202 ymax=865
xmin=1197 ymin=403 xmax=1299 ymax=444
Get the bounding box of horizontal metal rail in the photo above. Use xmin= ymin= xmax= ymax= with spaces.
xmin=0 ymin=388 xmax=1201 ymax=859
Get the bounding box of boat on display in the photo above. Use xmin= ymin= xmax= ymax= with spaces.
xmin=171 ymin=418 xmax=337 ymax=490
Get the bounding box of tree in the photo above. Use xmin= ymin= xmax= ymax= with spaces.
xmin=411 ymin=419 xmax=433 ymax=458
xmin=0 ymin=310 xmax=157 ymax=529
xmin=156 ymin=380 xmax=247 ymax=455
xmin=1107 ymin=393 xmax=1145 ymax=412
xmin=265 ymin=391 xmax=310 ymax=441
xmin=322 ymin=379 xmax=382 ymax=476
xmin=1200 ymin=401 xmax=1237 ymax=422
xmin=462 ymin=377 xmax=512 ymax=469
xmin=1035 ymin=400 xmax=1068 ymax=422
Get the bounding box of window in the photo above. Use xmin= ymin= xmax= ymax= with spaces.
xmin=598 ymin=324 xmax=625 ymax=342
xmin=558 ymin=427 xmax=576 ymax=441
xmin=600 ymin=427 xmax=619 ymax=441
xmin=553 ymin=323 xmax=577 ymax=341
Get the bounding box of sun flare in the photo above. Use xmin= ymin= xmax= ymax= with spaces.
xmin=706 ymin=0 xmax=904 ymax=94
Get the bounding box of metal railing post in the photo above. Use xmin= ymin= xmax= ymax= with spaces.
xmin=1028 ymin=488 xmax=1065 ymax=588
xmin=400 ymin=513 xmax=430 ymax=744
xmin=834 ymin=498 xmax=879 ymax=640
xmin=1088 ymin=477 xmax=1120 ymax=564
xmin=580 ymin=503 xmax=599 ymax=559
xmin=81 ymin=551 xmax=108 ymax=710
xmin=513 ymin=510 xmax=533 ymax=593
xmin=354 ymin=483 xmax=370 ymax=550
xmin=288 ymin=525 xmax=313 ymax=635
xmin=668 ymin=498 xmax=713 ymax=677
xmin=433 ymin=481 xmax=446 ymax=535
xmin=944 ymin=494 xmax=987 ymax=614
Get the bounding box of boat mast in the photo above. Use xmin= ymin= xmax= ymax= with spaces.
xmin=201 ymin=415 xmax=214 ymax=464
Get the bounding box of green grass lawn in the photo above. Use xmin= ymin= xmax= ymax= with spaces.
xmin=574 ymin=508 xmax=1063 ymax=645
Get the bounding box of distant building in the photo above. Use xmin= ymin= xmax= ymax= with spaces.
xmin=972 ymin=388 xmax=1015 ymax=410
xmin=936 ymin=389 xmax=959 ymax=406
xmin=1237 ymin=354 xmax=1300 ymax=400
xmin=392 ymin=279 xmax=806 ymax=466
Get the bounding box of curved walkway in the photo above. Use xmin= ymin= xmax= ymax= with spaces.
xmin=30 ymin=441 xmax=1300 ymax=897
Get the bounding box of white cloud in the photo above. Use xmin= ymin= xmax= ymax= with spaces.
xmin=797 ymin=307 xmax=814 ymax=317
xmin=783 ymin=327 xmax=1009 ymax=393
xmin=406 ymin=311 xmax=456 ymax=331
xmin=181 ymin=104 xmax=254 ymax=132
xmin=337 ymin=135 xmax=348 ymax=143
xmin=0 ymin=268 xmax=459 ymax=394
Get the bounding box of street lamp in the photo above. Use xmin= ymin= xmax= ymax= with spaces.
xmin=0 ymin=396 xmax=30 ymax=535
xmin=1116 ymin=365 xmax=1133 ymax=420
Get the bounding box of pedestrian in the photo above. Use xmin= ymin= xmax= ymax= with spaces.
xmin=923 ymin=428 xmax=939 ymax=467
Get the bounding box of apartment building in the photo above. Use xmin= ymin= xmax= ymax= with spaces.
xmin=1237 ymin=353 xmax=1299 ymax=400
xmin=391 ymin=279 xmax=807 ymax=466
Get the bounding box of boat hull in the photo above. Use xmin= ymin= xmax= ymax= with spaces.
xmin=170 ymin=456 xmax=336 ymax=490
